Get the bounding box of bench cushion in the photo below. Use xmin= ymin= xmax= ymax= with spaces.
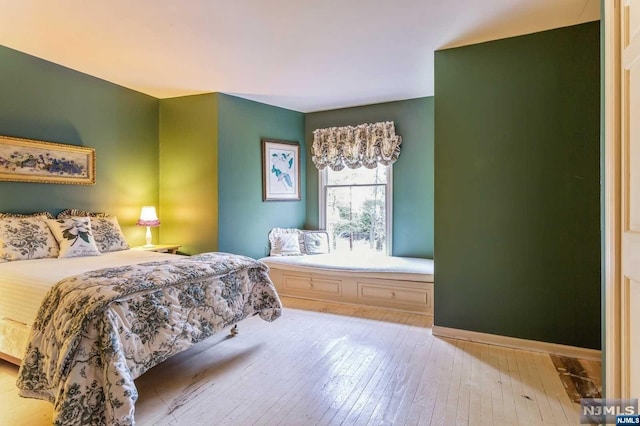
xmin=260 ymin=254 xmax=433 ymax=282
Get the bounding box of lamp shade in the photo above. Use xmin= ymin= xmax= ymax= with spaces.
xmin=136 ymin=206 xmax=160 ymax=227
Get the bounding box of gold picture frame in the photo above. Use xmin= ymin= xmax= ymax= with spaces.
xmin=0 ymin=135 xmax=95 ymax=185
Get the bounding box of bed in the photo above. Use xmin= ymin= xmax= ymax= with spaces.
xmin=0 ymin=213 xmax=282 ymax=425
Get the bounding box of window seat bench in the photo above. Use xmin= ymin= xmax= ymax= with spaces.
xmin=259 ymin=254 xmax=434 ymax=315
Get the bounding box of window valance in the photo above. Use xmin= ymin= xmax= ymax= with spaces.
xmin=311 ymin=121 xmax=402 ymax=171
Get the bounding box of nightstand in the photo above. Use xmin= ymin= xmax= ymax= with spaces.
xmin=132 ymin=244 xmax=181 ymax=254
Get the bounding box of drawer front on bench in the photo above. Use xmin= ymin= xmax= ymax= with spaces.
xmin=267 ymin=267 xmax=433 ymax=315
xmin=357 ymin=281 xmax=433 ymax=313
xmin=283 ymin=274 xmax=342 ymax=296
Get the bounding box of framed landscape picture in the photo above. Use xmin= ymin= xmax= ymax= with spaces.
xmin=0 ymin=135 xmax=95 ymax=185
xmin=262 ymin=138 xmax=300 ymax=201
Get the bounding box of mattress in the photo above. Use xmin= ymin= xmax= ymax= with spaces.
xmin=259 ymin=253 xmax=434 ymax=282
xmin=0 ymin=249 xmax=175 ymax=327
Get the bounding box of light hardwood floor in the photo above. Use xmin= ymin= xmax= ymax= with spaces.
xmin=0 ymin=297 xmax=587 ymax=425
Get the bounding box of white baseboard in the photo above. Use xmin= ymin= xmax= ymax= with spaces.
xmin=432 ymin=325 xmax=602 ymax=361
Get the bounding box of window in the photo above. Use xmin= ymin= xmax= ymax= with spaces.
xmin=319 ymin=164 xmax=392 ymax=255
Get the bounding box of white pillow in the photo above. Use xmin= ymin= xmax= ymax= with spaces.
xmin=303 ymin=231 xmax=330 ymax=255
xmin=0 ymin=217 xmax=59 ymax=262
xmin=278 ymin=233 xmax=301 ymax=256
xmin=88 ymin=216 xmax=129 ymax=253
xmin=269 ymin=228 xmax=302 ymax=256
xmin=46 ymin=218 xmax=101 ymax=258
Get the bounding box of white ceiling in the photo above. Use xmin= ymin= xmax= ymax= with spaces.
xmin=0 ymin=0 xmax=600 ymax=113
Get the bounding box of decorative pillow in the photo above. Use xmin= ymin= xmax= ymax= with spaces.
xmin=46 ymin=218 xmax=101 ymax=258
xmin=278 ymin=233 xmax=302 ymax=255
xmin=298 ymin=232 xmax=307 ymax=254
xmin=57 ymin=208 xmax=110 ymax=218
xmin=0 ymin=217 xmax=59 ymax=262
xmin=268 ymin=228 xmax=302 ymax=256
xmin=0 ymin=211 xmax=54 ymax=219
xmin=303 ymin=231 xmax=330 ymax=255
xmin=89 ymin=216 xmax=129 ymax=253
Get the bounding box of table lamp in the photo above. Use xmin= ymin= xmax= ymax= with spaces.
xmin=136 ymin=206 xmax=160 ymax=247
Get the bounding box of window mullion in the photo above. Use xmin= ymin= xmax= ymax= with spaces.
xmin=324 ymin=183 xmax=386 ymax=189
xmin=319 ymin=169 xmax=327 ymax=229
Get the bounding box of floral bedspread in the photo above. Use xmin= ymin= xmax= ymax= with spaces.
xmin=16 ymin=252 xmax=282 ymax=425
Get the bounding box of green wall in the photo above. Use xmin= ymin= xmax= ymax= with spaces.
xmin=305 ymin=97 xmax=434 ymax=258
xmin=434 ymin=22 xmax=601 ymax=349
xmin=159 ymin=94 xmax=218 ymax=254
xmin=217 ymin=94 xmax=305 ymax=259
xmin=0 ymin=45 xmax=159 ymax=245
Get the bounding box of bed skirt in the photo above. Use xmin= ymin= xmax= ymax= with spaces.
xmin=0 ymin=318 xmax=28 ymax=364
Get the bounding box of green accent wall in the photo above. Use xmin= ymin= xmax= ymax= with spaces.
xmin=217 ymin=94 xmax=305 ymax=259
xmin=159 ymin=94 xmax=218 ymax=254
xmin=434 ymin=22 xmax=601 ymax=349
xmin=0 ymin=45 xmax=159 ymax=245
xmin=305 ymin=98 xmax=434 ymax=258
